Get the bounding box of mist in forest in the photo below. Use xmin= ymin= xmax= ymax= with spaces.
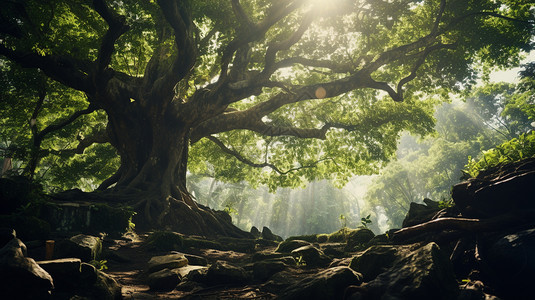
xmin=188 ymin=87 xmax=534 ymax=237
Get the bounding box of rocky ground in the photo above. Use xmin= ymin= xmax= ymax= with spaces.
xmin=1 ymin=158 xmax=535 ymax=299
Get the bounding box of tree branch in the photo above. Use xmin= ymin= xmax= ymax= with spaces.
xmin=206 ymin=135 xmax=329 ymax=175
xmin=154 ymin=0 xmax=197 ymax=98
xmin=92 ymin=0 xmax=130 ymax=74
xmin=0 ymin=45 xmax=92 ymax=92
xmin=75 ymin=129 xmax=110 ymax=154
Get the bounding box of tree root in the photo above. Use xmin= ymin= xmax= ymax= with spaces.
xmin=392 ymin=210 xmax=535 ymax=242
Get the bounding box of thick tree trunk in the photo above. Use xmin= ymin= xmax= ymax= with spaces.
xmin=98 ymin=104 xmax=250 ymax=238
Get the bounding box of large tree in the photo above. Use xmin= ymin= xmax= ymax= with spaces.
xmin=1 ymin=0 xmax=533 ymax=235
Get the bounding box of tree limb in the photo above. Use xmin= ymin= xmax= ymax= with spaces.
xmin=206 ymin=135 xmax=329 ymax=175
xmin=75 ymin=129 xmax=110 ymax=154
xmin=92 ymin=0 xmax=130 ymax=74
xmin=0 ymin=45 xmax=92 ymax=92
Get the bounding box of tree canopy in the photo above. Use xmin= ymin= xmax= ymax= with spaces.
xmin=1 ymin=0 xmax=533 ymax=233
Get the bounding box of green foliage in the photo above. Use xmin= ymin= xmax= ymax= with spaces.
xmin=89 ymin=260 xmax=108 ymax=271
xmin=463 ymin=131 xmax=535 ymax=178
xmin=360 ymin=215 xmax=372 ymax=228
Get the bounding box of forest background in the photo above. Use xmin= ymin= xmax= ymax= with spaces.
xmin=1 ymin=0 xmax=534 ymax=237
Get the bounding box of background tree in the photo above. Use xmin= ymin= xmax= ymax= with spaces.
xmin=364 ymin=78 xmax=535 ymax=229
xmin=1 ymin=0 xmax=533 ymax=235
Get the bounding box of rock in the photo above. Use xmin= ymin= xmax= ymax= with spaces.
xmin=147 ymin=268 xmax=181 ymax=291
xmin=217 ymin=236 xmax=256 ymax=253
xmin=0 ymin=238 xmax=54 ymax=299
xmin=169 ymin=252 xmax=207 ymax=266
xmin=487 ymin=228 xmax=535 ymax=299
xmin=286 ymin=234 xmax=320 ymax=243
xmin=250 ymin=226 xmax=261 ymax=238
xmin=91 ymin=270 xmax=122 ymax=300
xmin=291 ymin=245 xmax=331 ymax=268
xmin=262 ymin=226 xmax=283 ymax=242
xmin=55 ymin=234 xmax=102 ymax=262
xmin=205 ymin=261 xmax=249 ymax=285
xmin=276 ymin=239 xmax=312 ymax=253
xmin=184 ymin=266 xmax=209 ymax=283
xmin=253 ymin=257 xmax=294 ymax=282
xmin=261 ymin=270 xmax=303 ymax=293
xmin=366 ymin=233 xmax=390 ymax=246
xmin=147 ymin=253 xmax=188 ymax=273
xmin=452 ymin=158 xmax=535 ymax=217
xmin=144 ymin=231 xmax=184 ymax=251
xmin=176 ymin=265 xmax=208 ymax=278
xmin=279 ymin=266 xmax=362 ymax=300
xmin=349 ymin=245 xmax=399 ymax=281
xmin=252 ymin=251 xmax=287 ymax=262
xmin=38 ymin=258 xmax=82 ymax=288
xmin=402 ymin=198 xmax=442 ymax=228
xmin=37 ymin=257 xmax=121 ymax=299
xmin=348 ymin=242 xmax=458 ymax=300
xmin=345 ymin=228 xmax=375 ymax=251
xmin=0 ymin=228 xmax=16 ymax=248
xmin=320 ymin=243 xmax=346 ymax=258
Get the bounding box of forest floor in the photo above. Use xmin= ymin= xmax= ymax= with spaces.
xmin=105 ymin=232 xmax=278 ymax=299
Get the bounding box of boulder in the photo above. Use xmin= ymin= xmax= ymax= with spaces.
xmin=147 ymin=253 xmax=188 ymax=273
xmin=36 ymin=257 xmax=121 ymax=299
xmin=147 ymin=268 xmax=181 ymax=291
xmin=276 ymin=239 xmax=312 ymax=253
xmin=487 ymin=228 xmax=535 ymax=299
xmin=55 ymin=234 xmax=102 ymax=262
xmin=291 ymin=245 xmax=331 ymax=268
xmin=345 ymin=228 xmax=375 ymax=251
xmin=402 ymin=198 xmax=441 ymax=228
xmin=250 ymin=226 xmax=261 ymax=239
xmin=169 ymin=252 xmax=207 ymax=266
xmin=253 ymin=257 xmax=294 ymax=282
xmin=0 ymin=238 xmax=54 ymax=299
xmin=205 ymin=261 xmax=249 ymax=285
xmin=279 ymin=266 xmax=362 ymax=300
xmin=38 ymin=258 xmax=82 ymax=288
xmin=348 ymin=242 xmax=458 ymax=300
xmin=452 ymin=158 xmax=535 ymax=217
xmin=91 ymin=270 xmax=122 ymax=300
xmin=144 ymin=231 xmax=184 ymax=251
xmin=262 ymin=226 xmax=283 ymax=242
xmin=176 ymin=265 xmax=208 ymax=278
xmin=349 ymin=244 xmax=399 ymax=281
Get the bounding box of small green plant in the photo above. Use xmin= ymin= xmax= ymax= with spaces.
xmin=295 ymin=255 xmax=306 ymax=267
xmin=224 ymin=203 xmax=237 ymax=216
xmin=360 ymin=214 xmax=372 ymax=228
xmin=438 ymin=199 xmax=454 ymax=209
xmin=339 ymin=214 xmax=347 ymax=229
xmin=90 ymin=259 xmax=108 ymax=271
xmin=127 ymin=212 xmax=136 ymax=231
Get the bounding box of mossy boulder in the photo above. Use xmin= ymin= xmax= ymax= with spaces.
xmin=286 ymin=234 xmax=319 ymax=243
xmin=145 ymin=231 xmax=184 ymax=251
xmin=55 ymin=234 xmax=102 ymax=262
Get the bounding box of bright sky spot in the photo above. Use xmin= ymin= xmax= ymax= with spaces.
xmin=489 ymin=50 xmax=535 ymax=83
